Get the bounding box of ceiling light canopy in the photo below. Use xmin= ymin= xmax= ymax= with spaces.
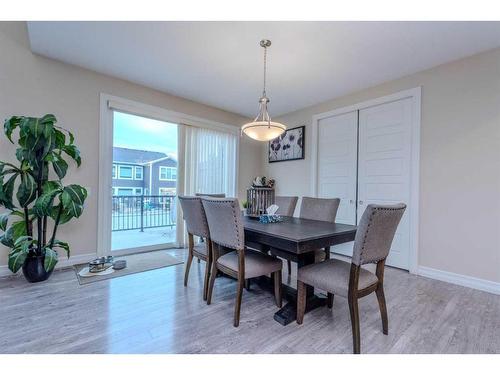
xmin=242 ymin=39 xmax=286 ymax=142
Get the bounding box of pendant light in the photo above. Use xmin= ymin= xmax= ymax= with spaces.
xmin=241 ymin=39 xmax=286 ymax=141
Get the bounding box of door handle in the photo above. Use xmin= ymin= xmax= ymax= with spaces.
xmin=349 ymin=199 xmax=354 ymax=204
xmin=359 ymin=200 xmax=364 ymax=205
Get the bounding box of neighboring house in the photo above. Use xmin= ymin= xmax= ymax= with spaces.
xmin=112 ymin=147 xmax=177 ymax=196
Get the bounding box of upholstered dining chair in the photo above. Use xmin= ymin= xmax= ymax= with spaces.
xmin=296 ymin=203 xmax=406 ymax=354
xmin=178 ymin=196 xmax=212 ymax=301
xmin=285 ymin=197 xmax=341 ymax=276
xmin=275 ymin=196 xmax=298 ymax=216
xmin=202 ymin=198 xmax=283 ymax=327
xmin=195 ymin=193 xmax=226 ymax=198
xmin=193 ymin=194 xmax=226 ymax=249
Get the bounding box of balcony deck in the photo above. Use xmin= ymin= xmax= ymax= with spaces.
xmin=112 ymin=226 xmax=176 ymax=251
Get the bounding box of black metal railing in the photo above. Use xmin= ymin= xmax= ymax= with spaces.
xmin=111 ymin=195 xmax=176 ymax=232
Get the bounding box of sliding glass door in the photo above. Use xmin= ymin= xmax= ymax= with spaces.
xmin=111 ymin=111 xmax=178 ymax=255
xmin=98 ymin=95 xmax=240 ymax=256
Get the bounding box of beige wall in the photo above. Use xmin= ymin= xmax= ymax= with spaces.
xmin=0 ymin=22 xmax=258 ymax=268
xmin=263 ymin=48 xmax=500 ymax=283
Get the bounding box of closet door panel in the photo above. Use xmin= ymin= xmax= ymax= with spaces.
xmin=358 ymin=98 xmax=412 ymax=269
xmin=317 ymin=111 xmax=357 ymax=257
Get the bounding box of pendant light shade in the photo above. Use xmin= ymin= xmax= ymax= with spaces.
xmin=241 ymin=40 xmax=286 ymax=141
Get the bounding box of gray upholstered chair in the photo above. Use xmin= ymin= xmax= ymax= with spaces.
xmin=202 ymin=198 xmax=283 ymax=327
xmin=296 ymin=203 xmax=406 ymax=354
xmin=195 ymin=193 xmax=226 ymax=198
xmin=275 ymin=196 xmax=298 ymax=216
xmin=178 ymin=196 xmax=212 ymax=301
xmin=285 ymin=197 xmax=341 ymax=276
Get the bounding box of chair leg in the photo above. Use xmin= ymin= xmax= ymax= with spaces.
xmin=287 ymin=260 xmax=292 ymax=276
xmin=202 ymin=258 xmax=210 ymax=301
xmin=273 ymin=271 xmax=282 ymax=308
xmin=234 ymin=276 xmax=244 ymax=327
xmin=348 ymin=295 xmax=361 ymax=354
xmin=327 ymin=293 xmax=334 ymax=308
xmin=184 ymin=250 xmax=194 ymax=287
xmin=206 ymin=260 xmax=218 ymax=305
xmin=296 ymin=280 xmax=307 ymax=324
xmin=376 ymin=285 xmax=389 ymax=335
xmin=245 ymin=279 xmax=251 ymax=291
xmin=324 ymin=247 xmax=330 ymax=260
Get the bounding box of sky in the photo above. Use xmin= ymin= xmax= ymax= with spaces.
xmin=113 ymin=111 xmax=178 ymax=158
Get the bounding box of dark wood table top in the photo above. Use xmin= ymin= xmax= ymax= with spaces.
xmin=242 ymin=215 xmax=357 ymax=254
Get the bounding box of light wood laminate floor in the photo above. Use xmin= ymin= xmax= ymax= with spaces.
xmin=0 ymin=248 xmax=499 ymax=354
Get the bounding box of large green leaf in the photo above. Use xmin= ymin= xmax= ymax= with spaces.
xmin=62 ymin=184 xmax=87 ymax=218
xmin=8 ymin=247 xmax=28 ymax=273
xmin=4 ymin=116 xmax=22 ymax=143
xmin=52 ymin=239 xmax=70 ymax=258
xmin=64 ymin=184 xmax=87 ymax=205
xmin=43 ymin=247 xmax=58 ymax=272
xmin=1 ymin=173 xmax=18 ymax=210
xmin=0 ymin=212 xmax=9 ymax=231
xmin=40 ymin=114 xmax=56 ymax=138
xmin=43 ymin=180 xmax=62 ymax=193
xmin=1 ymin=220 xmax=27 ymax=247
xmin=62 ymin=144 xmax=81 ymax=167
xmin=16 ymin=173 xmax=37 ymax=207
xmin=52 ymin=155 xmax=68 ymax=179
xmin=54 ymin=129 xmax=66 ymax=149
xmin=41 ymin=114 xmax=57 ymax=124
xmin=50 ymin=206 xmax=73 ymax=225
xmin=33 ymin=189 xmax=60 ymax=217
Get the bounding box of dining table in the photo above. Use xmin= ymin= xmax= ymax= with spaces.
xmin=242 ymin=215 xmax=357 ymax=326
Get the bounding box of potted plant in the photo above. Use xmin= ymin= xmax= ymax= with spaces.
xmin=0 ymin=114 xmax=87 ymax=282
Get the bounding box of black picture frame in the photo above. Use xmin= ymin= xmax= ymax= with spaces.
xmin=268 ymin=125 xmax=305 ymax=163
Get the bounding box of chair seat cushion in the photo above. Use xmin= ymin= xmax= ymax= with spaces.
xmin=193 ymin=243 xmax=208 ymax=258
xmin=298 ymin=259 xmax=378 ymax=297
xmin=217 ymin=249 xmax=282 ymax=278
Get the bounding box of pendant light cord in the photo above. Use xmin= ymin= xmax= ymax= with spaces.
xmin=262 ymin=45 xmax=267 ymax=98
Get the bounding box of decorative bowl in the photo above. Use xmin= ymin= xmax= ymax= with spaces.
xmin=88 ymin=256 xmax=114 ymax=273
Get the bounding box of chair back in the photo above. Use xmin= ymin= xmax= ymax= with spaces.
xmin=195 ymin=193 xmax=226 ymax=198
xmin=299 ymin=197 xmax=340 ymax=222
xmin=275 ymin=196 xmax=298 ymax=216
xmin=352 ymin=203 xmax=406 ymax=265
xmin=178 ymin=196 xmax=210 ymax=238
xmin=202 ymin=198 xmax=244 ymax=251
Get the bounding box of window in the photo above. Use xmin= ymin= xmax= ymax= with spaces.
xmin=112 ymin=164 xmax=117 ymax=179
xmin=159 ymin=166 xmax=177 ymax=181
xmin=114 ymin=187 xmax=142 ymax=196
xmin=118 ymin=165 xmax=133 ymax=179
xmin=135 ymin=166 xmax=143 ymax=180
xmin=116 ymin=187 xmax=134 ymax=196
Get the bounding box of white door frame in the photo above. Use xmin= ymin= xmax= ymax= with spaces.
xmin=97 ymin=93 xmax=240 ymax=257
xmin=310 ymin=87 xmax=421 ymax=274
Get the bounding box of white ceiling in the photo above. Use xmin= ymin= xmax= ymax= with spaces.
xmin=28 ymin=21 xmax=500 ymax=117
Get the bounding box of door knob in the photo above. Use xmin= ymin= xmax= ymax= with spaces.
xmin=359 ymin=200 xmax=364 ymax=205
xmin=349 ymin=199 xmax=354 ymax=204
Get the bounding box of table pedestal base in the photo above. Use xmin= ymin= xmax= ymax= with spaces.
xmin=253 ymin=276 xmax=326 ymax=326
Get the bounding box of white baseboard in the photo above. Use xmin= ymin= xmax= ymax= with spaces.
xmin=418 ymin=266 xmax=500 ymax=296
xmin=0 ymin=252 xmax=97 ymax=278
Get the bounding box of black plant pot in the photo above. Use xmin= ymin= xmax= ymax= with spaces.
xmin=22 ymin=255 xmax=53 ymax=283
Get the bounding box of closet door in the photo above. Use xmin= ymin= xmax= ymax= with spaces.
xmin=358 ymin=98 xmax=412 ymax=269
xmin=317 ymin=111 xmax=357 ymax=257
